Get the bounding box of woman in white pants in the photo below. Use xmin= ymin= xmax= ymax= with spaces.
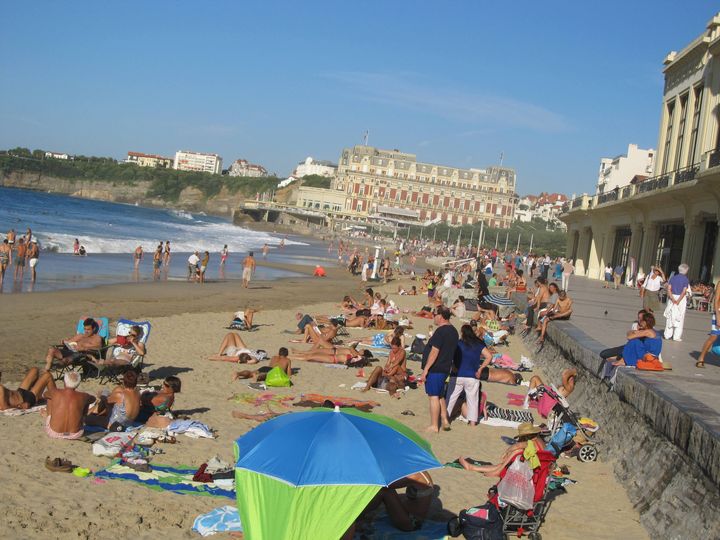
xmin=663 ymin=264 xmax=690 ymax=341
xmin=446 ymin=324 xmax=493 ymax=425
xmin=561 ymin=259 xmax=574 ymax=292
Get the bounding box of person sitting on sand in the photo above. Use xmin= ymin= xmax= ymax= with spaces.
xmin=44 ymin=318 xmax=104 ymax=371
xmin=232 ymin=308 xmax=257 ymax=330
xmin=42 ymin=371 xmax=96 ymax=440
xmin=361 ymin=337 xmax=406 ymax=397
xmin=0 ymin=367 xmax=54 ymax=410
xmin=458 ymin=422 xmax=546 ymax=477
xmin=358 ymin=472 xmax=434 ymax=533
xmin=136 ymin=376 xmax=182 ymax=428
xmin=234 ymin=347 xmax=292 ymax=382
xmin=208 ymin=332 xmax=264 ymax=363
xmin=89 ymin=325 xmax=146 ymax=366
xmin=86 ymin=370 xmax=141 ymax=430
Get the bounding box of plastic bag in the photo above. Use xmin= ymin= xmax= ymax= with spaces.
xmin=265 ymin=366 xmax=291 ymax=387
xmin=92 ymin=432 xmax=136 ymax=457
xmin=496 ymin=458 xmax=534 ymax=510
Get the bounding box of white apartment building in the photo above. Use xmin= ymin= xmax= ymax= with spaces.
xmin=229 ymin=159 xmax=268 ymax=177
xmin=596 ymin=144 xmax=655 ymax=194
xmin=174 ymin=150 xmax=222 ymax=175
xmin=293 ymin=157 xmax=337 ymax=178
xmin=44 ymin=151 xmax=69 ymax=160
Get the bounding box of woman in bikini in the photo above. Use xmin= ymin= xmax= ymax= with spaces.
xmin=136 ymin=376 xmax=181 ymax=428
xmin=208 ymin=332 xmax=262 ymax=363
xmin=361 ymin=337 xmax=407 ymax=397
xmin=289 ymin=347 xmax=374 ymax=365
xmin=352 ymin=326 xmax=406 ymax=349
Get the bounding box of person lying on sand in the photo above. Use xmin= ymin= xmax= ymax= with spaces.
xmin=42 ymin=371 xmax=95 ymax=440
xmin=361 ymin=337 xmax=406 ymax=397
xmin=528 ymin=367 xmax=577 ymax=398
xmin=0 ymin=367 xmax=54 ymax=410
xmin=136 ymin=376 xmax=182 ymax=428
xmin=234 ymin=348 xmax=292 ymax=382
xmin=233 ymin=308 xmax=257 ymax=329
xmin=86 ymin=370 xmax=141 ymax=430
xmin=289 ymin=347 xmax=374 ymax=365
xmin=458 ymin=423 xmax=545 ymax=477
xmin=44 ymin=317 xmax=104 ymax=371
xmin=352 ymin=326 xmax=406 ymax=349
xmin=208 ymin=332 xmax=263 ymax=363
xmin=290 ymin=320 xmax=339 ymax=347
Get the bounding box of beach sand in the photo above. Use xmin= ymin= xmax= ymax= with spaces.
xmin=0 ymin=267 xmax=647 ymax=539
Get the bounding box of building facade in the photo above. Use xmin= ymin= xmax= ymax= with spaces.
xmin=295 ymin=186 xmax=346 ymax=212
xmin=562 ymin=13 xmax=720 ymax=284
xmin=44 ymin=151 xmax=69 ymax=160
xmin=597 ymin=144 xmax=655 ymax=194
xmin=126 ymin=151 xmax=173 ymax=168
xmin=293 ymin=157 xmax=337 ymax=178
xmin=229 ymin=159 xmax=268 ymax=177
xmin=332 ymin=145 xmax=517 ymax=227
xmin=174 ymin=150 xmax=222 ymax=175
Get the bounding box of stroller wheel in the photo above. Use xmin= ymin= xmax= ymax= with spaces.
xmin=578 ymin=444 xmax=598 ymax=462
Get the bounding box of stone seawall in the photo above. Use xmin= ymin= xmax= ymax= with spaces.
xmin=513 ymin=295 xmax=719 ymax=539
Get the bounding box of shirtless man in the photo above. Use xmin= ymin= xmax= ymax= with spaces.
xmin=7 ymin=228 xmax=16 ymax=248
xmin=234 ymin=347 xmax=292 ymax=381
xmin=43 ymin=371 xmax=95 ymax=439
xmin=0 ymin=239 xmax=11 ymax=287
xmin=44 ymin=318 xmax=104 ymax=371
xmin=242 ymin=251 xmax=256 ymax=288
xmin=152 ymin=245 xmax=162 ymax=279
xmin=537 ymin=290 xmax=573 ymax=344
xmin=14 ymin=238 xmax=27 ymax=280
xmin=262 ymin=243 xmax=269 ymax=258
xmin=521 ymin=278 xmax=549 ymax=334
xmin=0 ymin=367 xmax=54 ymax=410
xmin=27 ymin=240 xmax=39 ymax=282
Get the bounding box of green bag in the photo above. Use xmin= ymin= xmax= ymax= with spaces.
xmin=265 ymin=366 xmax=291 ymax=387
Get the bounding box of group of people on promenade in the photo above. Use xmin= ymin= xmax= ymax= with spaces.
xmin=1 ymin=228 xmax=40 ymax=287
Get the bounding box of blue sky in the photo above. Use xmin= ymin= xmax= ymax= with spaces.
xmin=1 ymin=1 xmax=718 ymax=195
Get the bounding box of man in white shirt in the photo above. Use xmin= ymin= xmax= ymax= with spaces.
xmin=187 ymin=251 xmax=200 ymax=281
xmin=641 ymin=266 xmax=665 ymax=312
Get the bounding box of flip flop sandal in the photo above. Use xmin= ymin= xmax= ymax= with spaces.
xmin=695 ymin=361 xmax=705 ymax=368
xmin=45 ymin=456 xmax=74 ymax=473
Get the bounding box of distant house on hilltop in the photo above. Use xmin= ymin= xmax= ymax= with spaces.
xmin=126 ymin=151 xmax=173 ymax=168
xmin=229 ymin=159 xmax=268 ymax=177
xmin=293 ymin=156 xmax=337 ymax=178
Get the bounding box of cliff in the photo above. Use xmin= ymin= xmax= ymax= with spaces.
xmin=0 ymin=171 xmax=297 ymax=218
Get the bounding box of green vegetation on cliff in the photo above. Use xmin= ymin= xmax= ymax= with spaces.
xmin=0 ymin=149 xmax=283 ymax=202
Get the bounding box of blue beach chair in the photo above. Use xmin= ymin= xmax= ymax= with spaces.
xmin=82 ymin=319 xmax=152 ymax=384
xmin=52 ymin=316 xmax=110 ymax=380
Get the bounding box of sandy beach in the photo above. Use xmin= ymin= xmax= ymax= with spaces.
xmin=0 ymin=265 xmax=647 ymax=539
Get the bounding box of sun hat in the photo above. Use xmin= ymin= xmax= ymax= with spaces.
xmin=516 ymin=422 xmax=541 ymax=439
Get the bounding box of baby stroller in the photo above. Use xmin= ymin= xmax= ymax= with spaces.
xmin=532 ymin=385 xmax=598 ymax=462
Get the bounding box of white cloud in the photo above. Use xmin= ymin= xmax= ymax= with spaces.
xmin=324 ymin=71 xmax=570 ymax=133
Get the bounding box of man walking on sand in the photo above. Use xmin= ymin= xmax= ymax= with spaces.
xmin=242 ymin=251 xmax=256 ymax=288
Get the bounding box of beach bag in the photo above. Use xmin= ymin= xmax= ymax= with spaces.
xmin=447 ymin=504 xmax=503 ymax=540
xmin=92 ymin=432 xmax=136 ymax=457
xmin=536 ymin=389 xmax=559 ymax=419
xmin=497 ymin=458 xmax=534 ymax=510
xmin=636 ymin=353 xmax=664 ymax=371
xmin=265 ymin=366 xmax=291 ymax=387
xmin=547 ymin=422 xmax=577 ymax=456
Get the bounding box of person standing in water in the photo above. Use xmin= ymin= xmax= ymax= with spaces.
xmin=242 ymin=251 xmax=256 ymax=288
xmin=200 ymin=251 xmax=210 ymax=283
xmin=220 ymin=245 xmax=229 ymax=266
xmin=73 ymin=238 xmax=80 ymax=255
xmin=262 ymin=243 xmax=269 ymax=259
xmin=153 ymin=245 xmax=162 ymax=279
xmin=163 ymin=241 xmax=171 ymax=268
xmin=14 ymin=238 xmax=27 ymax=281
xmin=0 ymin=239 xmax=11 ymax=287
xmin=134 ymin=245 xmax=143 ymax=269
xmin=27 ymin=240 xmax=39 ymax=282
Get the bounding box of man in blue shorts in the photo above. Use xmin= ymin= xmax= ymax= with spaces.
xmin=419 ymin=306 xmax=459 ymax=433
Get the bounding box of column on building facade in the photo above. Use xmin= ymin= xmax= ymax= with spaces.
xmin=638 ymin=223 xmax=658 ymax=275
xmin=626 ymin=222 xmax=644 ymax=278
xmin=586 ymin=232 xmax=603 ymax=279
xmin=680 ymin=216 xmax=705 ymax=280
xmin=573 ymin=228 xmax=590 ymax=276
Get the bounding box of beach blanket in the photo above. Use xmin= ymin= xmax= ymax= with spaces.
xmin=0 ymin=404 xmax=45 ymax=416
xmin=94 ymin=463 xmax=235 ymax=499
xmin=355 ymin=513 xmax=448 ymax=539
xmin=486 ymin=402 xmax=534 ymax=424
xmin=193 ymin=505 xmax=243 ymax=536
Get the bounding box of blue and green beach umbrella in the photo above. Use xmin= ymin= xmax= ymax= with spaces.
xmin=234 ymin=407 xmax=441 ymax=540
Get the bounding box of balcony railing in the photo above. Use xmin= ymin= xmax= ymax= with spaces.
xmin=562 ymin=162 xmax=705 ymax=215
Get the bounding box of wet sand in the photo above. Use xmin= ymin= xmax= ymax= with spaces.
xmin=0 ymin=266 xmax=647 ymax=539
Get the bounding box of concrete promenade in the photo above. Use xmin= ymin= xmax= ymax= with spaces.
xmin=560 ymin=274 xmax=720 ymax=419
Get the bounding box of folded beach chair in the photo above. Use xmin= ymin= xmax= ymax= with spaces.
xmin=82 ymin=319 xmax=151 ymax=384
xmin=52 ymin=316 xmax=110 ymax=380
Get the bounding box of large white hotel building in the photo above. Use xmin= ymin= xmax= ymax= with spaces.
xmin=173 ymin=150 xmax=222 ymax=175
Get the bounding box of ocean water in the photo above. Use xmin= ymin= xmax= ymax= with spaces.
xmin=0 ymin=187 xmax=334 ymax=293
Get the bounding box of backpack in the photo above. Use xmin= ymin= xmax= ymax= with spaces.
xmin=447 ymin=503 xmax=504 ymax=540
